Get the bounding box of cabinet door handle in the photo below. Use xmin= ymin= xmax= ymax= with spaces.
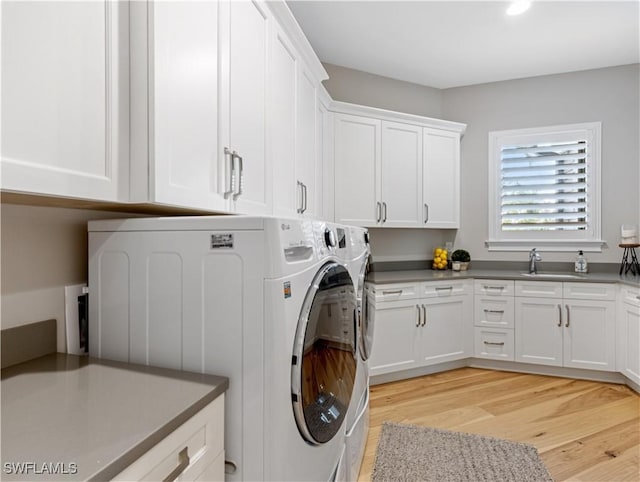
xmin=296 ymin=181 xmax=303 ymax=214
xmin=484 ymin=285 xmax=505 ymax=291
xmin=424 ymin=203 xmax=429 ymax=223
xmin=416 ymin=304 xmax=421 ymax=327
xmin=565 ymin=304 xmax=570 ymax=328
xmin=382 ymin=202 xmax=387 ymax=223
xmin=163 ymin=447 xmax=190 ymax=482
xmin=223 ymin=147 xmax=235 ymax=198
xmin=636 ymin=295 xmax=640 ymax=301
xmin=483 ymin=309 xmax=504 ymax=314
xmin=421 ymin=304 xmax=427 ymax=326
xmin=302 ymin=183 xmax=308 ymax=213
xmin=232 ymin=152 xmax=244 ymax=200
xmin=484 ymin=341 xmax=505 ymax=346
xmin=557 ymin=304 xmax=562 ymax=327
xmin=382 ymin=289 xmax=403 ymax=295
xmin=376 ymin=202 xmax=382 ymax=223
xmin=435 ymin=286 xmax=454 ymax=291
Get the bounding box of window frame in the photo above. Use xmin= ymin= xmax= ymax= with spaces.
xmin=487 ymin=122 xmax=604 ymax=252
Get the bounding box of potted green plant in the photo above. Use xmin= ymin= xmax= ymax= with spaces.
xmin=451 ymin=249 xmax=471 ymax=271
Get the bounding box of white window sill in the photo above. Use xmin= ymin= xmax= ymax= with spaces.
xmin=485 ymin=239 xmax=606 ymax=252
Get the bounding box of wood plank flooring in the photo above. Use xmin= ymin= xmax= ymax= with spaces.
xmin=358 ymin=368 xmax=640 ymax=481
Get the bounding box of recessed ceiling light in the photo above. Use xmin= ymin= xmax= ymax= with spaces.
xmin=506 ymin=1 xmax=531 ymax=16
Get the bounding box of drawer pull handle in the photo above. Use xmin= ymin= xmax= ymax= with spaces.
xmin=435 ymin=286 xmax=454 ymax=291
xmin=484 ymin=341 xmax=505 ymax=346
xmin=163 ymin=447 xmax=190 ymax=482
xmin=484 ymin=285 xmax=505 ymax=291
xmin=636 ymin=295 xmax=640 ymax=301
xmin=483 ymin=309 xmax=504 ymax=314
xmin=382 ymin=289 xmax=403 ymax=295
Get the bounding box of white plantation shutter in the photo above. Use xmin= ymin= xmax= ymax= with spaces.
xmin=500 ymin=139 xmax=588 ymax=231
xmin=487 ymin=123 xmax=602 ymax=251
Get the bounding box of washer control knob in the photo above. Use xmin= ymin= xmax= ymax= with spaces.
xmin=324 ymin=228 xmax=337 ymax=248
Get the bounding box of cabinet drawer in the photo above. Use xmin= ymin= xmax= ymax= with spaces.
xmin=474 ymin=279 xmax=514 ymax=296
xmin=474 ymin=328 xmax=514 ymax=361
xmin=114 ymin=395 xmax=224 ymax=481
xmin=620 ymin=285 xmax=640 ymax=306
xmin=563 ymin=282 xmax=616 ymax=301
xmin=474 ymin=296 xmax=515 ymax=328
xmin=368 ymin=283 xmax=419 ymax=303
xmin=515 ymin=280 xmax=562 ymax=298
xmin=421 ymin=280 xmax=471 ymax=298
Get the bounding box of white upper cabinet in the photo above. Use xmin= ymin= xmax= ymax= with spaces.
xmin=380 ymin=122 xmax=423 ymax=227
xmin=133 ymin=0 xmax=226 ymax=211
xmin=333 ymin=103 xmax=466 ymax=228
xmin=423 ymin=128 xmax=461 ymax=228
xmin=334 ymin=114 xmax=382 ymax=226
xmin=1 ymin=1 xmax=129 ymax=201
xmin=221 ymin=0 xmax=271 ymax=215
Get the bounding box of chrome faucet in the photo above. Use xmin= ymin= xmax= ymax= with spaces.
xmin=529 ymin=248 xmax=542 ymax=274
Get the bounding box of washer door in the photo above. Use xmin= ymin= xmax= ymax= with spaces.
xmin=291 ymin=262 xmax=357 ymax=445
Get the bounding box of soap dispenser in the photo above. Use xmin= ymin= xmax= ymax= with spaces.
xmin=575 ymin=250 xmax=588 ymax=273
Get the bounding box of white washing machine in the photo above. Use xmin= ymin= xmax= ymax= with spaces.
xmin=343 ymin=226 xmax=372 ymax=481
xmin=88 ymin=216 xmax=359 ymax=481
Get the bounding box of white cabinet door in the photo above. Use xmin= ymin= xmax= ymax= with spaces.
xmin=515 ymin=298 xmax=564 ymax=366
xmin=421 ymin=295 xmax=472 ymax=365
xmin=423 ymin=128 xmax=460 ymax=228
xmin=1 ymin=1 xmax=128 ymax=201
xmin=295 ymin=67 xmax=319 ymax=218
xmin=270 ymin=26 xmax=298 ymax=218
xmin=223 ymin=0 xmax=270 ymax=215
xmin=380 ymin=122 xmax=423 ymax=227
xmin=144 ymin=0 xmax=226 ymax=211
xmin=368 ymin=300 xmax=420 ymax=376
xmin=618 ymin=299 xmax=640 ymax=384
xmin=334 ymin=114 xmax=381 ymax=226
xmin=563 ymin=300 xmax=616 ymax=371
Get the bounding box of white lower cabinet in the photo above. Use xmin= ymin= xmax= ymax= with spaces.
xmin=114 ymin=395 xmax=224 ymax=482
xmin=617 ymin=285 xmax=640 ymax=385
xmin=515 ymin=281 xmax=616 ymax=371
xmin=474 ymin=280 xmax=515 ymax=361
xmin=368 ymin=280 xmax=472 ymax=377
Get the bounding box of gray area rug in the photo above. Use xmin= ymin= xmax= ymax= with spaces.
xmin=372 ymin=422 xmax=554 ymax=482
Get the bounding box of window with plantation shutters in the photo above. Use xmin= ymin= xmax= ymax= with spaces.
xmin=487 ymin=123 xmax=603 ymax=252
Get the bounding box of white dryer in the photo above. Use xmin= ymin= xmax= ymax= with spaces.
xmin=88 ymin=216 xmax=359 ymax=481
xmin=343 ymin=226 xmax=372 ymax=481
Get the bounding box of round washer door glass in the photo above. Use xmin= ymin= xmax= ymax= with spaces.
xmin=291 ymin=263 xmax=357 ymax=445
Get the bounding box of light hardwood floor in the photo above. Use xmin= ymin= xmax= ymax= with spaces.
xmin=358 ymin=368 xmax=640 ymax=481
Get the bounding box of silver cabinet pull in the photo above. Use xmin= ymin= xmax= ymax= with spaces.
xmin=416 ymin=304 xmax=421 ymax=327
xmin=223 ymin=147 xmax=235 ymax=198
xmin=484 ymin=341 xmax=505 ymax=346
xmin=302 ymin=183 xmax=308 ymax=213
xmin=296 ymin=181 xmax=303 ymax=214
xmin=232 ymin=152 xmax=244 ymax=200
xmin=421 ymin=304 xmax=427 ymax=326
xmin=163 ymin=447 xmax=190 ymax=482
xmin=636 ymin=295 xmax=640 ymax=301
xmin=424 ymin=203 xmax=429 ymax=223
xmin=565 ymin=304 xmax=570 ymax=328
xmin=382 ymin=289 xmax=403 ymax=295
xmin=376 ymin=202 xmax=382 ymax=223
xmin=483 ymin=309 xmax=505 ymax=314
xmin=557 ymin=304 xmax=562 ymax=327
xmin=382 ymin=202 xmax=387 ymax=223
xmin=484 ymin=285 xmax=505 ymax=291
xmin=435 ymin=286 xmax=454 ymax=291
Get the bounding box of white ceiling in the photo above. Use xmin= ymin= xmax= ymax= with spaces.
xmin=287 ymin=1 xmax=640 ymax=89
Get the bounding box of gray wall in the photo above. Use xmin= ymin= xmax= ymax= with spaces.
xmin=323 ymin=63 xmax=444 ymax=118
xmin=443 ymin=64 xmax=639 ymax=263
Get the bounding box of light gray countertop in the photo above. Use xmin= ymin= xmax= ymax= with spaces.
xmin=366 ymin=268 xmax=640 ymax=287
xmin=1 ymin=354 xmax=228 ymax=481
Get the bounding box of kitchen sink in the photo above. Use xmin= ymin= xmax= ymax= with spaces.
xmin=520 ymin=272 xmax=587 ymax=279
